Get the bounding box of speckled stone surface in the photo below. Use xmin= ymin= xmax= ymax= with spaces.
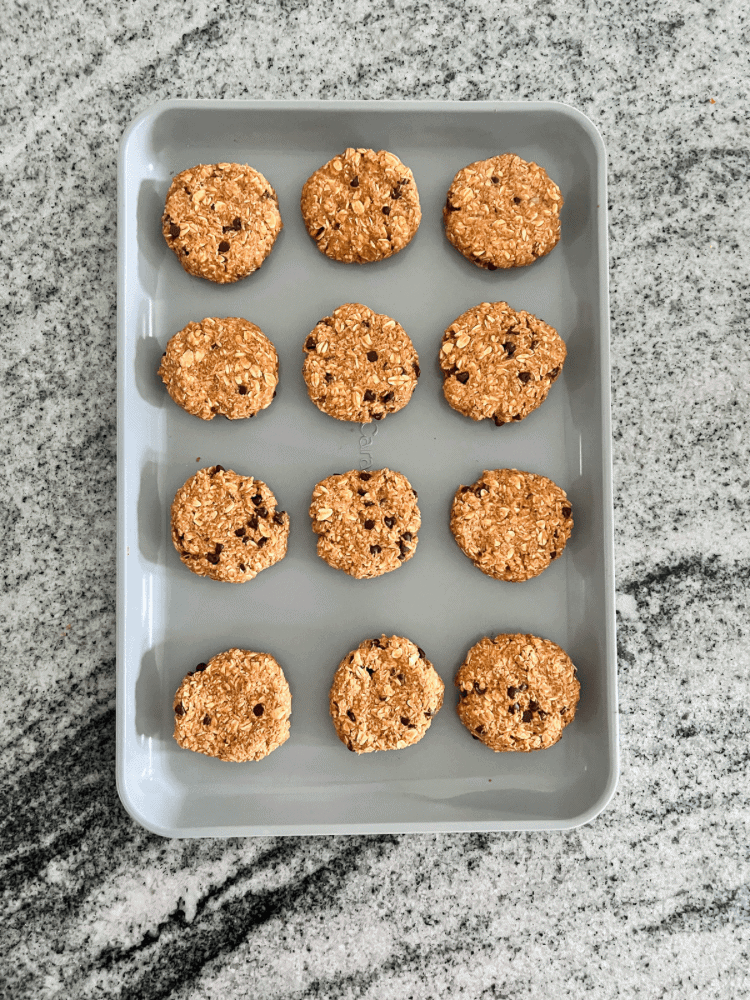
xmin=2 ymin=1 xmax=750 ymax=997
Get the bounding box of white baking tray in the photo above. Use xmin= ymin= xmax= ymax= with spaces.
xmin=116 ymin=99 xmax=617 ymax=836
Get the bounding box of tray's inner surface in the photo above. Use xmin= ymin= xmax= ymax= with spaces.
xmin=121 ymin=105 xmax=612 ymax=833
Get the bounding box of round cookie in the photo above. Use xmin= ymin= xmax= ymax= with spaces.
xmin=173 ymin=648 xmax=291 ymax=762
xmin=171 ymin=466 xmax=289 ymax=583
xmin=303 ymin=303 xmax=420 ymax=422
xmin=443 ymin=153 xmax=562 ymax=270
xmin=300 ymin=147 xmax=421 ymax=263
xmin=440 ymin=301 xmax=566 ymax=425
xmin=310 ymin=468 xmax=420 ymax=579
xmin=162 ymin=162 xmax=282 ymax=283
xmin=456 ymin=634 xmax=579 ymax=751
xmin=158 ymin=317 xmax=278 ymax=420
xmin=450 ymin=469 xmax=572 ymax=582
xmin=330 ymin=635 xmax=444 ymax=753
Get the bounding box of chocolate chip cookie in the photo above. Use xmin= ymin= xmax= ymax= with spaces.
xmin=330 ymin=635 xmax=444 ymax=753
xmin=444 ymin=154 xmax=562 ymax=269
xmin=456 ymin=634 xmax=579 ymax=751
xmin=303 ymin=303 xmax=420 ymax=422
xmin=173 ymin=648 xmax=292 ymax=762
xmin=158 ymin=317 xmax=278 ymax=420
xmin=440 ymin=301 xmax=566 ymax=424
xmin=300 ymin=147 xmax=421 ymax=263
xmin=310 ymin=468 xmax=420 ymax=579
xmin=450 ymin=469 xmax=572 ymax=582
xmin=162 ymin=163 xmax=282 ymax=283
xmin=171 ymin=466 xmax=289 ymax=583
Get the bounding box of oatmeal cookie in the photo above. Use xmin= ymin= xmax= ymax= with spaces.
xmin=456 ymin=634 xmax=579 ymax=751
xmin=158 ymin=317 xmax=278 ymax=420
xmin=300 ymin=148 xmax=421 ymax=263
xmin=171 ymin=466 xmax=289 ymax=583
xmin=450 ymin=469 xmax=572 ymax=582
xmin=310 ymin=468 xmax=420 ymax=579
xmin=444 ymin=154 xmax=562 ymax=269
xmin=303 ymin=303 xmax=419 ymax=422
xmin=330 ymin=635 xmax=444 ymax=753
xmin=162 ymin=162 xmax=282 ymax=283
xmin=440 ymin=301 xmax=566 ymax=424
xmin=173 ymin=648 xmax=291 ymax=761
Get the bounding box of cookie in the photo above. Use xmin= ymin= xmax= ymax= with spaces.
xmin=300 ymin=147 xmax=421 ymax=263
xmin=303 ymin=303 xmax=420 ymax=423
xmin=171 ymin=466 xmax=289 ymax=583
xmin=456 ymin=634 xmax=579 ymax=751
xmin=450 ymin=469 xmax=572 ymax=582
xmin=310 ymin=468 xmax=420 ymax=579
xmin=173 ymin=648 xmax=291 ymax=762
xmin=440 ymin=301 xmax=566 ymax=425
xmin=444 ymin=154 xmax=562 ymax=269
xmin=162 ymin=163 xmax=282 ymax=283
xmin=329 ymin=635 xmax=444 ymax=753
xmin=158 ymin=317 xmax=278 ymax=420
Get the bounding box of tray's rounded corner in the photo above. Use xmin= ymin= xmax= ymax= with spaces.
xmin=116 ymin=761 xmax=178 ymax=840
xmin=118 ymin=99 xmax=184 ymax=169
xmin=565 ymin=748 xmax=620 ymax=831
xmin=544 ymin=100 xmax=608 ymax=165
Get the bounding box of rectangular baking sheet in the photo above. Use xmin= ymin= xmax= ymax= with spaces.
xmin=117 ymin=99 xmax=617 ymax=837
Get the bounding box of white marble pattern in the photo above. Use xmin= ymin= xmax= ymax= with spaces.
xmin=1 ymin=1 xmax=750 ymax=997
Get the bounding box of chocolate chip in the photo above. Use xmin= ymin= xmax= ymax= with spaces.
xmin=363 ymin=389 xmax=376 ymax=402
xmin=550 ymin=550 xmax=557 ymax=560
xmin=169 ymin=223 xmax=180 ymax=238
xmin=507 ymin=686 xmax=517 ymax=698
xmin=272 ymin=390 xmax=276 ymax=398
xmin=475 ymin=725 xmax=485 ymax=735
xmin=175 ymin=703 xmax=185 ymax=716
xmin=364 ymin=501 xmax=374 ymax=507
xmin=522 ymin=710 xmax=533 ymax=722
xmin=519 ymin=683 xmax=528 ymax=691
xmin=460 ymin=485 xmax=472 ymax=493
xmin=475 ymin=483 xmax=488 ymax=494
xmin=425 ymin=710 xmax=432 ymax=718
xmin=493 ymin=414 xmax=505 ymax=426
xmin=397 ymin=673 xmax=404 ymax=682
xmin=456 ymin=371 xmax=469 ymax=384
xmin=412 ymin=489 xmax=418 ymax=498
xmin=235 ymin=526 xmax=246 ymax=537
xmin=538 ymin=710 xmax=547 ymax=719
xmin=487 ymin=263 xmax=497 ymax=271
xmin=512 ymin=414 xmax=522 ymax=421
xmin=417 ymin=647 xmax=425 ymax=660
xmin=370 ymin=544 xmax=381 ymax=554
xmin=183 ymin=249 xmax=189 ymax=255
xmin=446 ymin=200 xmax=460 ymax=212
xmin=238 ymin=385 xmax=247 ymax=395
xmin=491 ymin=176 xmax=499 ymax=184
xmin=367 ymin=350 xmax=378 ymax=362
xmin=373 ymin=412 xmax=383 ymax=420
xmin=562 ymin=506 xmax=572 ymax=518
xmin=273 ymin=512 xmax=285 ymax=525
xmin=247 ymin=516 xmax=258 ymax=530
xmin=413 ymin=362 xmax=420 ymax=377
xmin=253 ymin=704 xmax=264 ymax=717
xmin=382 ymin=205 xmax=391 ymax=215
xmin=398 ymin=540 xmax=410 ymax=555
xmin=384 ymin=516 xmax=395 ymax=528
xmin=561 ymin=706 xmax=568 ymax=715
xmin=366 ymin=666 xmax=374 ymax=676
xmin=548 ymin=367 xmax=560 ymax=380
xmin=400 ymin=717 xmax=410 ymax=726
xmin=347 ymin=709 xmax=356 ymax=721
xmin=203 ymin=715 xmax=211 ymax=725
xmin=503 ymin=342 xmax=516 ymax=357
xmin=195 ymin=663 xmax=207 ymax=672
xmin=359 ymin=472 xmax=371 ymax=481
xmin=390 ymin=187 xmax=401 ymax=199
xmin=364 ymin=519 xmax=375 ymax=530
xmin=334 ymin=222 xmax=341 ymax=230
xmin=460 ymin=689 xmax=469 ymax=698
xmin=529 ymin=700 xmax=540 ymax=712
xmin=252 ymin=494 xmax=263 ymax=505
xmin=256 ymin=536 xmax=268 ymax=548
xmin=257 ymin=507 xmax=268 ymax=519
xmin=315 ymin=227 xmax=325 ymax=237
xmin=518 ymin=372 xmax=531 ymax=383
xmin=472 ymin=734 xmax=479 ymax=740
xmin=325 ymin=372 xmax=334 ymax=382
xmin=239 ymin=563 xmax=245 ymax=572
xmin=530 ymin=340 xmax=539 ymax=351
xmin=206 ymin=553 xmax=220 ymax=564
xmin=305 ymin=337 xmax=316 ymax=350
xmin=401 ymin=532 xmax=412 ymax=541
xmin=211 ymin=465 xmax=224 ymax=475
xmin=474 ymin=681 xmax=486 ymax=694
xmin=218 ymin=241 xmax=230 ymax=253
xmin=508 ymin=704 xmax=518 ymax=714
xmin=381 ymin=391 xmax=394 ymax=403
xmin=214 ymin=543 xmax=223 ymax=554
xmin=513 ymin=196 xmax=521 ymax=205
xmin=350 ymin=176 xmax=359 ymax=187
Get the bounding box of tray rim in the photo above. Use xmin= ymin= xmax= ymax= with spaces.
xmin=116 ymin=97 xmax=618 ymax=838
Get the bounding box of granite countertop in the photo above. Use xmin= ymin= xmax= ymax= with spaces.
xmin=2 ymin=2 xmax=749 ymax=997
